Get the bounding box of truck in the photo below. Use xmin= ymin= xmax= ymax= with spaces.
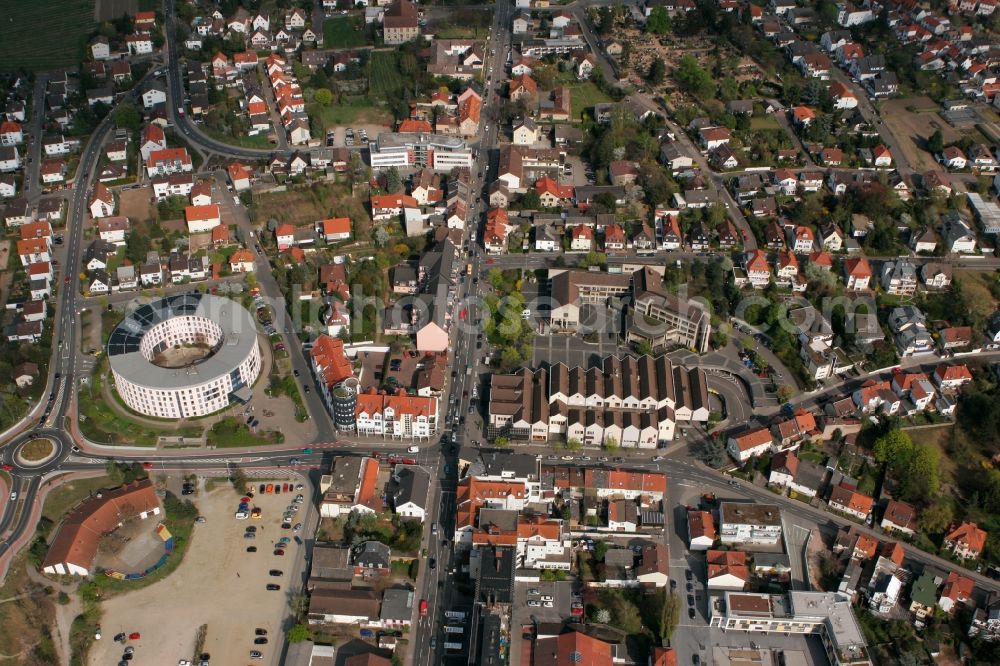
xmin=419 ymin=599 xmax=428 ymax=617
xmin=466 ymin=263 xmax=473 ymax=275
xmin=177 ymin=107 xmax=184 ymax=117
xmin=444 ymin=610 xmax=466 ymax=621
xmin=444 ymin=625 xmax=464 ymax=634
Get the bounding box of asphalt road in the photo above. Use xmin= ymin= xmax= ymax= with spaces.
xmin=411 ymin=1 xmax=517 ymax=663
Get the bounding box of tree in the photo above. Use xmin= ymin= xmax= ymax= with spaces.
xmin=494 ymin=436 xmax=510 ymax=447
xmin=603 ymin=436 xmax=619 ymax=452
xmin=776 ymin=385 xmax=795 ymax=403
xmin=373 ymin=227 xmax=390 ymax=247
xmin=927 ymin=129 xmax=944 ymax=154
xmin=919 ymin=501 xmax=953 ymax=535
xmin=646 ymin=6 xmax=672 ymax=34
xmin=647 ymin=57 xmax=666 ymax=85
xmin=314 ymin=88 xmax=333 ymax=106
xmin=113 ymin=103 xmax=142 ymax=132
xmin=661 ymin=592 xmax=681 ymax=640
xmin=593 ymin=540 xmax=609 ymax=562
xmin=873 ymin=428 xmax=913 ymax=466
xmin=566 ymin=437 xmax=583 ymax=451
xmin=519 ymin=188 xmax=541 ymax=210
xmin=594 ymin=608 xmax=612 ymax=624
xmin=287 ymin=624 xmax=311 ymax=643
xmin=385 ymin=166 xmax=402 ymax=193
xmin=675 ymin=55 xmax=712 ymax=98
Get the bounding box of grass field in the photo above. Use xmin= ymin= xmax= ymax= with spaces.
xmin=312 ymin=97 xmax=392 ymax=129
xmin=750 ymin=115 xmax=781 ymax=130
xmin=20 ymin=438 xmax=54 ymax=461
xmin=324 ymin=16 xmax=368 ymax=48
xmin=202 ymin=125 xmax=274 ymax=149
xmin=369 ymin=51 xmax=407 ymax=100
xmin=0 ymin=0 xmax=94 ymax=72
xmin=567 ymin=81 xmax=613 ymax=121
xmin=42 ymin=475 xmax=116 ymax=522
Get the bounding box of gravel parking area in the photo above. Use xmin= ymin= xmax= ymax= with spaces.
xmin=89 ymin=477 xmax=307 ymax=666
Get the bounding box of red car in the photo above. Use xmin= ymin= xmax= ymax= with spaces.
xmin=485 ymin=258 xmax=496 ymax=265
xmin=274 ymin=549 xmax=285 ymax=556
xmin=64 ymin=276 xmax=70 ymax=284
xmin=2 ymin=464 xmax=13 ymax=471
xmin=128 ymin=632 xmax=141 ymax=640
xmin=142 ymin=462 xmax=153 ymax=469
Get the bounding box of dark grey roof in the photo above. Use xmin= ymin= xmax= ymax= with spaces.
xmin=351 ymin=540 xmax=391 ymax=569
xmin=379 ymin=587 xmax=415 ymax=622
xmin=479 ymin=451 xmax=538 ymax=480
xmin=476 ymin=546 xmax=515 ymax=605
xmin=393 ymin=465 xmax=430 ymax=511
xmin=310 ymin=543 xmax=353 ymax=581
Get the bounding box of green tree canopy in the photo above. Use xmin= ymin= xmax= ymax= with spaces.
xmin=646 ymin=7 xmax=672 ymax=34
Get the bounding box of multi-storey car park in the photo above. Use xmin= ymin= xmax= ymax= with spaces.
xmin=107 ymin=293 xmax=262 ymax=418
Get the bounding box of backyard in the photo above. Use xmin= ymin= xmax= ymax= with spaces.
xmin=0 ymin=0 xmax=93 ymax=71
xmin=368 ymin=51 xmax=408 ymax=101
xmin=323 ymin=16 xmax=368 ymax=48
xmin=568 ymin=81 xmax=613 ymax=122
xmin=312 ymin=98 xmax=393 ymax=129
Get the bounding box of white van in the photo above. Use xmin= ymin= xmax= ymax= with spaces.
xmin=407 ymin=445 xmax=419 ymax=453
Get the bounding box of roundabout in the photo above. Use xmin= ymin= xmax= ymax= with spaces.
xmin=3 ymin=429 xmax=73 ymax=476
xmin=16 ymin=437 xmax=56 ymax=465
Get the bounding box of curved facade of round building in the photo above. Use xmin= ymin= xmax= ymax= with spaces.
xmin=107 ymin=294 xmax=262 ymax=418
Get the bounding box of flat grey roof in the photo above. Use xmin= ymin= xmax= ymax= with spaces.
xmin=107 ymin=293 xmax=259 ymax=390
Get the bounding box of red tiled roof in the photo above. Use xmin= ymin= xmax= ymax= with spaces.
xmin=946 ymin=522 xmax=987 ymax=555
xmin=688 ymin=510 xmax=715 ymax=540
xmin=732 ymin=426 xmax=772 ymax=452
xmin=311 ymin=334 xmax=354 ymax=388
xmin=398 ymin=119 xmax=432 ymax=133
xmin=321 ymin=217 xmax=352 ymax=236
xmin=845 ymin=256 xmax=872 ymax=278
xmin=41 ymin=480 xmax=160 ymax=573
xmin=184 ymin=204 xmax=220 ymax=222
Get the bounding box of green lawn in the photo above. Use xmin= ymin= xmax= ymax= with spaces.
xmin=78 ymin=372 xmax=201 ymax=446
xmin=0 ymin=0 xmax=94 ymax=71
xmin=369 ymin=51 xmax=408 ymax=99
xmin=206 ymin=416 xmax=284 ymax=447
xmin=202 ymin=126 xmax=275 ymax=149
xmin=323 ymin=16 xmax=368 ymax=48
xmin=42 ymin=476 xmax=116 ymax=522
xmin=750 ymin=115 xmax=781 ymax=130
xmin=311 ymin=98 xmax=392 ymax=130
xmin=567 ymin=81 xmax=613 ymax=122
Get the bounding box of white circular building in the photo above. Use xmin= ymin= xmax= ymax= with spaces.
xmin=107 ymin=294 xmax=263 ymax=419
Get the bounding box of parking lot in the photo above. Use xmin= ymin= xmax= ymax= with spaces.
xmin=89 ymin=476 xmax=309 ymax=666
xmin=513 ymin=579 xmax=577 ymax=624
xmin=324 ymin=123 xmax=385 ymax=148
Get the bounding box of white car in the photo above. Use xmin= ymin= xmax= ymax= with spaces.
xmin=544 ymin=601 xmax=554 ymax=608
xmin=527 ymin=600 xmax=541 ymax=607
xmin=541 ymin=595 xmax=553 ymax=602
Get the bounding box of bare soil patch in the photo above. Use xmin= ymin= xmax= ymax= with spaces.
xmin=88 ymin=480 xmax=308 ymax=666
xmin=881 ymin=98 xmax=962 ymax=173
xmin=118 ymin=186 xmax=156 ymax=223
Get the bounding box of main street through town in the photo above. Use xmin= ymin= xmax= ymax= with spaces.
xmin=6 ymin=2 xmax=1000 ymax=666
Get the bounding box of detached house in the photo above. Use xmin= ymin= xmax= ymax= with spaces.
xmin=89 ymin=183 xmax=115 ymax=218
xmin=843 ymin=257 xmax=872 ymax=290
xmin=727 ymin=426 xmax=774 ymax=463
xmin=880 ymin=500 xmax=918 ymax=536
xmin=828 ymin=484 xmax=874 ymax=522
xmin=945 ymin=522 xmax=987 ymax=560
